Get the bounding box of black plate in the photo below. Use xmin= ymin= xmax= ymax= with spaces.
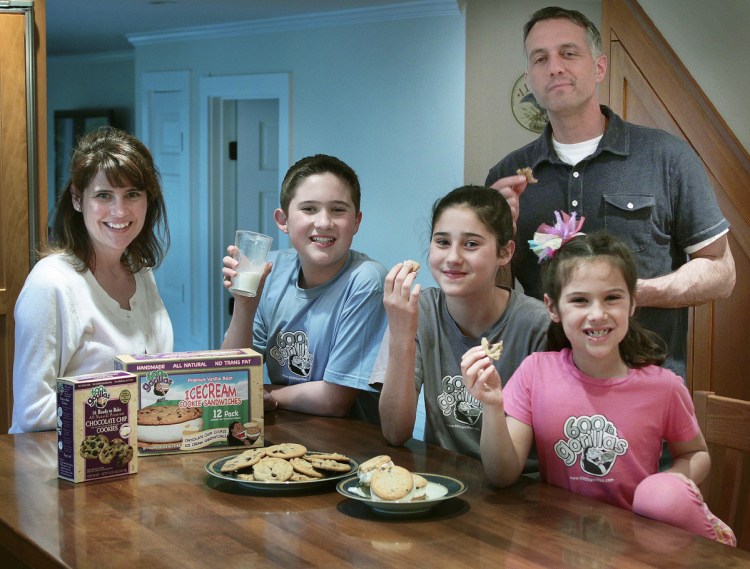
xmin=205 ymin=452 xmax=358 ymax=493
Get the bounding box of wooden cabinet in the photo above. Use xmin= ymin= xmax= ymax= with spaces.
xmin=0 ymin=0 xmax=47 ymax=433
xmin=602 ymin=0 xmax=750 ymax=400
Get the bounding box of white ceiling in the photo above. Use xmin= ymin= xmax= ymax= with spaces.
xmin=46 ymin=0 xmax=432 ymax=56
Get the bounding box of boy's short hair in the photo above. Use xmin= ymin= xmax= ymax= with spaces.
xmin=523 ymin=6 xmax=603 ymax=59
xmin=280 ymin=154 xmax=361 ymax=214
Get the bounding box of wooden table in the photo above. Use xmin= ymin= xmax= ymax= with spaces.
xmin=1 ymin=411 xmax=746 ymax=568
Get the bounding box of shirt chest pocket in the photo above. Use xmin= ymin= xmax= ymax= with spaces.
xmin=602 ymin=194 xmax=655 ymax=253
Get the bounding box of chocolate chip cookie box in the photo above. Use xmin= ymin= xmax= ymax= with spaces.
xmin=57 ymin=370 xmax=138 ymax=483
xmin=113 ymin=348 xmax=264 ymax=456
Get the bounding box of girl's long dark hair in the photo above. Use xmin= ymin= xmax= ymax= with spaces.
xmin=541 ymin=231 xmax=667 ymax=368
xmin=430 ymin=185 xmax=513 ymax=252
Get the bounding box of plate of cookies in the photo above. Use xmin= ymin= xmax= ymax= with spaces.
xmin=336 ymin=455 xmax=467 ymax=515
xmin=205 ymin=442 xmax=358 ymax=492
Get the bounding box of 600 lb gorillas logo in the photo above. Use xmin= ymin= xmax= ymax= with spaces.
xmin=270 ymin=331 xmax=313 ymax=378
xmin=437 ymin=375 xmax=482 ymax=426
xmin=555 ymin=414 xmax=628 ymax=476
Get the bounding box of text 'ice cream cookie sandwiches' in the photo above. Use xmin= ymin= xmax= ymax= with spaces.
xmin=115 ymin=348 xmax=263 ymax=456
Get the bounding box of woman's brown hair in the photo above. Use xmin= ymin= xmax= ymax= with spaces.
xmin=49 ymin=126 xmax=169 ymax=273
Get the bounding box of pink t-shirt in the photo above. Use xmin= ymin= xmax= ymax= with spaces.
xmin=503 ymin=349 xmax=699 ymax=510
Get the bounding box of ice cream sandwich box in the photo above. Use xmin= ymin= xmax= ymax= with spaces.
xmin=57 ymin=370 xmax=139 ymax=483
xmin=114 ymin=348 xmax=263 ymax=456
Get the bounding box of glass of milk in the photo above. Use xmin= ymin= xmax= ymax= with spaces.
xmin=229 ymin=230 xmax=273 ymax=297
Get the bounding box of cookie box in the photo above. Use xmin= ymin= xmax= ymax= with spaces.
xmin=114 ymin=348 xmax=263 ymax=456
xmin=57 ymin=370 xmax=138 ymax=483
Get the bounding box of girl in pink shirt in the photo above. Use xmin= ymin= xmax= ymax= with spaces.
xmin=461 ymin=216 xmax=735 ymax=546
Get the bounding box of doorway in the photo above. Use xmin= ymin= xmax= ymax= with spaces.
xmin=0 ymin=3 xmax=42 ymax=433
xmin=199 ymin=73 xmax=290 ymax=347
xmin=226 ymin=99 xmax=280 ymax=238
xmin=140 ymin=71 xmax=199 ymax=350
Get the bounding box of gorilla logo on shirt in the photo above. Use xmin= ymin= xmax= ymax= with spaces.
xmin=437 ymin=374 xmax=482 ymax=426
xmin=270 ymin=331 xmax=313 ymax=378
xmin=581 ymin=446 xmax=618 ymax=476
xmin=554 ymin=414 xmax=628 ymax=477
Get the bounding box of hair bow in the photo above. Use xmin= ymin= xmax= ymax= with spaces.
xmin=528 ymin=211 xmax=585 ymax=262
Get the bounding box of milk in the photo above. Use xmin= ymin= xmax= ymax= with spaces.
xmin=231 ymin=271 xmax=262 ymax=296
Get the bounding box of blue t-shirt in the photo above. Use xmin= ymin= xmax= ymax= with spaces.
xmin=253 ymin=248 xmax=387 ymax=392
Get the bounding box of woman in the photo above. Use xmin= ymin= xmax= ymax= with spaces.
xmin=10 ymin=127 xmax=173 ymax=433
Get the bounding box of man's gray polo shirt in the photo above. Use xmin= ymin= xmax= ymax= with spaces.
xmin=486 ymin=105 xmax=730 ymax=379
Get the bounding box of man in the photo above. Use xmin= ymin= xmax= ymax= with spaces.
xmin=486 ymin=6 xmax=735 ymax=379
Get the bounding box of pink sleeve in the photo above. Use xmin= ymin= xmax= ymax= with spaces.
xmin=502 ymin=354 xmax=535 ymax=426
xmin=664 ymin=376 xmax=700 ymax=443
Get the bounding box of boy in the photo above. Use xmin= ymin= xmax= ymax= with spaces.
xmin=222 ymin=154 xmax=386 ymax=421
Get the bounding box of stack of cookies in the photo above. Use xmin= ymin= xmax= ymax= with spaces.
xmin=80 ymin=434 xmax=134 ymax=466
xmin=220 ymin=442 xmax=352 ymax=482
xmin=357 ymin=455 xmax=428 ymax=502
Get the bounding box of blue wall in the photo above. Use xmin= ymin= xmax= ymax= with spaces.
xmin=47 ymin=11 xmax=465 ymax=440
xmin=132 ymin=14 xmax=465 ymax=285
xmin=46 ymin=53 xmax=135 ymax=216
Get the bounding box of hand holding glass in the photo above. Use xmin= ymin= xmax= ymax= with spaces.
xmin=229 ymin=230 xmax=273 ymax=297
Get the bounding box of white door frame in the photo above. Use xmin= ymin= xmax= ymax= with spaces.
xmin=138 ymin=70 xmax=207 ymax=350
xmin=199 ymin=73 xmax=291 ymax=347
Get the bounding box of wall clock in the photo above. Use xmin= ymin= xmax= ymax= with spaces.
xmin=511 ymin=73 xmax=548 ymax=134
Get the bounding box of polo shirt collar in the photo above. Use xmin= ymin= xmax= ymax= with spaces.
xmin=536 ymin=105 xmax=630 ymax=167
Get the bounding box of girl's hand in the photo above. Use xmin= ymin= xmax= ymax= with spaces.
xmin=488 ymin=174 xmax=528 ymax=234
xmin=663 ymin=472 xmax=703 ymax=498
xmin=383 ymin=261 xmax=421 ymax=339
xmin=461 ymin=345 xmax=504 ymax=407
